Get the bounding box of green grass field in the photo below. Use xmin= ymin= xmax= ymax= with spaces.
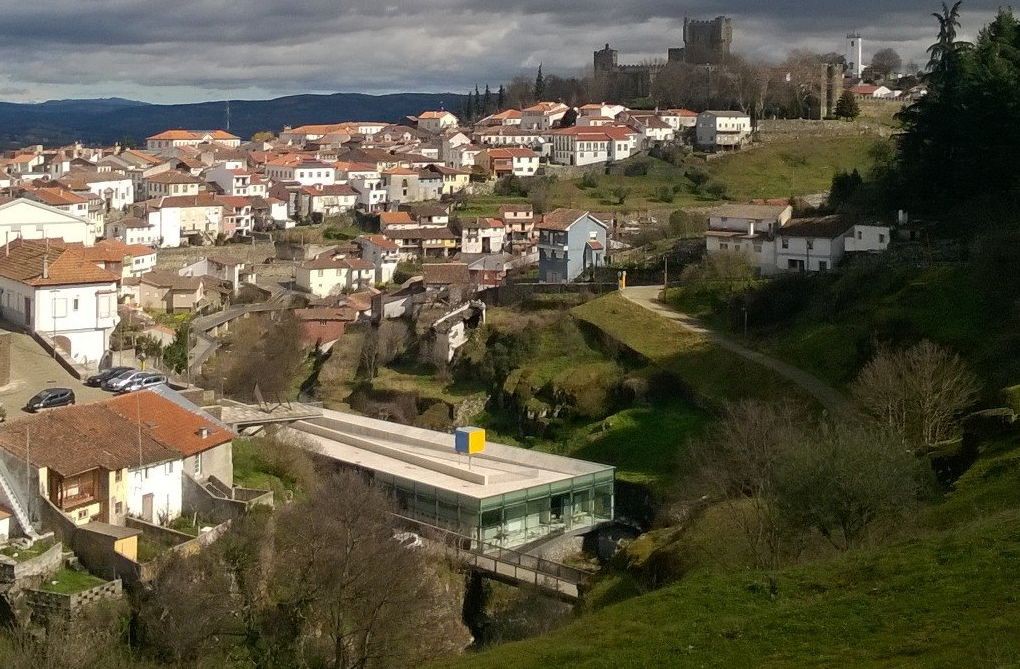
xmin=708 ymin=135 xmax=880 ymax=202
xmin=440 ymin=434 xmax=1020 ymax=669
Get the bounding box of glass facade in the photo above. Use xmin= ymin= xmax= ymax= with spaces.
xmin=372 ymin=468 xmax=615 ymax=549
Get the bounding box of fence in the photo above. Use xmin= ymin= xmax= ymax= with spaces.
xmin=391 ymin=513 xmax=593 ymax=599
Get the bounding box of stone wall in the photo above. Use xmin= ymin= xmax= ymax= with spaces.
xmin=155 ymin=241 xmax=277 ymax=271
xmin=478 ymin=282 xmax=617 ymax=307
xmin=0 ymin=540 xmax=63 ymax=584
xmin=0 ymin=332 xmax=10 ymax=386
xmin=181 ymin=473 xmax=272 ymax=522
xmin=25 ymin=578 xmax=122 ymax=619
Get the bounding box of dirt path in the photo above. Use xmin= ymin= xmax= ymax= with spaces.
xmin=620 ymin=285 xmax=851 ymax=414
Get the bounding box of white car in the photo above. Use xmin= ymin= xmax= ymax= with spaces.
xmin=116 ymin=373 xmax=168 ymax=394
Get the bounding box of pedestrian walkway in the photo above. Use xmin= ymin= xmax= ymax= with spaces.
xmin=620 ymin=285 xmax=851 ymax=414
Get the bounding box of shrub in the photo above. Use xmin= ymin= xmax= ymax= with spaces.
xmin=579 ymin=172 xmax=599 ymax=189
xmin=623 ymin=160 xmax=650 ymax=177
xmin=654 ymin=186 xmax=674 ymax=203
xmin=686 ymin=165 xmax=710 ymax=188
xmin=703 ymin=180 xmax=729 ymax=199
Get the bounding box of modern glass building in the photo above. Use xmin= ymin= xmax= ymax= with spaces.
xmin=292 ymin=411 xmax=615 ymax=549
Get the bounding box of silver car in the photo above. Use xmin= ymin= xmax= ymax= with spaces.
xmin=117 ymin=373 xmax=168 ymax=394
xmin=103 ymin=370 xmax=152 ymax=392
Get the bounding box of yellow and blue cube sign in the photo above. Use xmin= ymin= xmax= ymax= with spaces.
xmin=455 ymin=427 xmax=486 ymax=455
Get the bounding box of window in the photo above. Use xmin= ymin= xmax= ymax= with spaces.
xmin=53 ymin=298 xmax=67 ymax=318
xmin=879 ymin=234 xmax=886 ymax=243
xmin=806 ymin=240 xmax=814 ymax=251
xmin=115 ymin=502 xmax=123 ymax=515
xmin=78 ymin=509 xmax=88 ymax=520
xmin=720 ymin=243 xmax=729 ymax=250
xmin=72 ymin=298 xmax=79 ymax=311
xmin=115 ymin=470 xmax=122 ymax=482
xmin=194 ymin=453 xmax=202 ymax=475
xmin=166 ymin=462 xmax=173 ymax=474
xmin=819 ymin=261 xmax=829 ymax=271
xmin=781 ymin=238 xmax=789 ymax=249
xmin=857 ymin=230 xmax=863 ymax=240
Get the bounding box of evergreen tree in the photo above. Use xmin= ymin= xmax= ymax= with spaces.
xmin=463 ymin=90 xmax=474 ymax=121
xmin=473 ymin=84 xmax=482 ymax=119
xmin=834 ymin=90 xmax=860 ymax=120
xmin=497 ymin=84 xmax=506 ymax=110
xmin=534 ymin=64 xmax=545 ymax=100
xmin=483 ymin=84 xmax=493 ymax=115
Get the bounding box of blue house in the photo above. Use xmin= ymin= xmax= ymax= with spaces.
xmin=537 ymin=209 xmax=609 ymax=283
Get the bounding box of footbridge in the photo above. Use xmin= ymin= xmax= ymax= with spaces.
xmin=391 ymin=514 xmax=594 ymax=601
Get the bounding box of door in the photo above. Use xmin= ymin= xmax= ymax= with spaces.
xmin=142 ymin=494 xmax=154 ymax=522
xmin=23 ymin=297 xmax=31 ymax=325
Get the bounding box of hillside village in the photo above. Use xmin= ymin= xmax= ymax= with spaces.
xmin=0 ymin=3 xmax=1016 ymax=668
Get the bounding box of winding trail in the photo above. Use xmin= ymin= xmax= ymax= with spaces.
xmin=620 ymin=285 xmax=851 ymax=414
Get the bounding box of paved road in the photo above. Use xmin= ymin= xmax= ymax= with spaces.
xmin=0 ymin=327 xmax=110 ymax=420
xmin=620 ymin=285 xmax=851 ymax=414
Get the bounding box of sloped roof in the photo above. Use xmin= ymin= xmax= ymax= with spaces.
xmin=422 ymin=262 xmax=471 ymax=285
xmin=105 ymin=390 xmax=234 ymax=458
xmin=82 ymin=239 xmax=155 ymax=263
xmin=537 ymin=208 xmax=588 ymax=231
xmin=0 ymin=238 xmax=119 ymax=287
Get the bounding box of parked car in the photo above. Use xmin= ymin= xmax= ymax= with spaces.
xmin=85 ymin=366 xmax=135 ymax=387
xmin=25 ymin=388 xmax=76 ymax=413
xmin=102 ymin=370 xmax=150 ymax=392
xmin=116 ymin=373 xmax=168 ymax=394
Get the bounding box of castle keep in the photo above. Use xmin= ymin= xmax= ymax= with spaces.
xmin=594 ymin=16 xmax=733 ymax=99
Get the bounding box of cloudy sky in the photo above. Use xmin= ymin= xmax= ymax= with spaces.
xmin=0 ymin=1 xmax=1004 ymax=104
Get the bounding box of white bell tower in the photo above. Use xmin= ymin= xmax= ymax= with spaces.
xmin=846 ymin=32 xmax=864 ymax=78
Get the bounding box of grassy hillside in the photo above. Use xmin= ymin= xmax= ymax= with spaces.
xmin=440 ymin=433 xmax=1020 ymax=668
xmin=707 ymin=135 xmax=879 ymax=201
xmin=666 ymin=260 xmax=1019 ymax=395
xmin=571 ymin=293 xmax=816 ymax=408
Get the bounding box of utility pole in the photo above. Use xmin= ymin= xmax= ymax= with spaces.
xmin=24 ymin=426 xmax=30 ymax=523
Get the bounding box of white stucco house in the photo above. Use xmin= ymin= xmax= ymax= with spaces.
xmin=705 ymin=213 xmax=890 ymax=275
xmin=0 ymin=238 xmax=120 ymax=366
xmin=355 ymin=235 xmax=401 ymax=285
xmin=417 ymin=110 xmax=459 ymax=133
xmin=295 ymin=256 xmax=376 ymax=298
xmin=550 ymin=126 xmax=637 ymax=166
xmin=696 ymin=111 xmax=753 ymax=150
xmin=0 ymin=198 xmax=94 ymax=246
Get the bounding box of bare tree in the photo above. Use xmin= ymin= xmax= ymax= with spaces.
xmin=852 ymin=340 xmax=980 ymax=450
xmin=870 ymin=48 xmax=903 ymax=78
xmin=138 ymin=473 xmax=470 ymax=668
xmin=687 ymin=401 xmax=805 ymax=568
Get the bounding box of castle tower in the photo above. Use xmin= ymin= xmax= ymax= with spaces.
xmin=594 ymin=43 xmax=618 ymax=73
xmin=846 ymin=32 xmax=863 ymax=78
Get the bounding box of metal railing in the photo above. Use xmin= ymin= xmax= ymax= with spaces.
xmin=390 ymin=513 xmax=593 ymax=597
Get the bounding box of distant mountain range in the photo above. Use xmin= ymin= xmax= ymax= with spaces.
xmin=0 ymin=92 xmax=466 ymax=149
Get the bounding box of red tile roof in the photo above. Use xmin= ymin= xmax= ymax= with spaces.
xmin=0 ymin=239 xmax=120 ymax=286
xmin=148 ymin=129 xmax=239 ymax=141
xmin=422 ymin=262 xmax=471 ymax=285
xmin=104 ymin=390 xmax=234 ymax=458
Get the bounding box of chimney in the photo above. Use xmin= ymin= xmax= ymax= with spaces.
xmin=198 ymin=426 xmax=209 ymax=439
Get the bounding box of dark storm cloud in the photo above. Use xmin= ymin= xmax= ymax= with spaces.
xmin=0 ymin=0 xmax=1005 ymax=101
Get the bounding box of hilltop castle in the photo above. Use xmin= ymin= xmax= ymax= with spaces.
xmin=594 ymin=16 xmax=733 ymax=98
